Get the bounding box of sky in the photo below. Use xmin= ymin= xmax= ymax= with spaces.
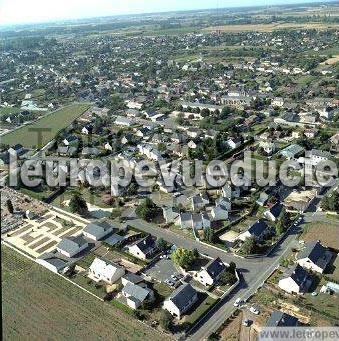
xmin=0 ymin=0 xmax=329 ymax=26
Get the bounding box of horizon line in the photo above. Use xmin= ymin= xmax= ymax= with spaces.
xmin=0 ymin=0 xmax=337 ymax=29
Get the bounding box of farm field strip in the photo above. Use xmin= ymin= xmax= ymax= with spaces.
xmin=1 ymin=103 xmax=90 ymax=148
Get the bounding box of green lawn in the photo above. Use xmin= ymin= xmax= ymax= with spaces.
xmin=0 ymin=107 xmax=22 ymax=117
xmin=1 ymin=103 xmax=90 ymax=148
xmin=185 ymin=294 xmax=217 ymax=325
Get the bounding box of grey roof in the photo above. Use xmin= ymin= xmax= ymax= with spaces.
xmin=83 ymin=221 xmax=113 ymax=239
xmin=105 ymin=233 xmax=125 ymax=246
xmin=203 ymin=257 xmax=226 ymax=280
xmin=285 ymin=264 xmax=310 ymax=289
xmin=268 ymin=203 xmax=283 ymax=218
xmin=168 ymin=283 xmax=197 ymax=311
xmin=38 ymin=253 xmax=68 ymax=271
xmin=122 ymin=282 xmax=151 ymax=303
xmin=122 ymin=273 xmax=144 ymax=284
xmin=57 ymin=235 xmax=88 ymax=255
xmin=298 ymin=241 xmax=330 ymax=270
xmin=133 ymin=235 xmax=156 ymax=256
xmin=180 ymin=212 xmax=192 ymax=222
xmin=248 ymin=219 xmax=269 ymax=238
xmin=280 ymin=144 xmax=304 ymax=158
xmin=266 ymin=311 xmax=298 ymax=327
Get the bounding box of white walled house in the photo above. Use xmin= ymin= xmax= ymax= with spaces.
xmin=296 ymin=241 xmax=332 ymax=274
xmin=196 ymin=257 xmax=227 ymax=287
xmin=88 ymin=258 xmax=125 ymax=284
xmin=278 ymin=264 xmax=312 ymax=295
xmin=121 ymin=282 xmax=154 ymax=310
xmin=36 ymin=253 xmax=68 ymax=273
xmin=163 ymin=284 xmax=198 ymax=319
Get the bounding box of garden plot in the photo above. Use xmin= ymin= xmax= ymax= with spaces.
xmin=4 ymin=209 xmax=87 ymax=258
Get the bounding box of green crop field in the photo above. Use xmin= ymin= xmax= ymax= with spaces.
xmin=1 ymin=103 xmax=90 ymax=148
xmin=2 ymin=246 xmax=164 ymax=340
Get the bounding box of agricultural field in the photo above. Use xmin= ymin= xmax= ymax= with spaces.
xmin=300 ymin=221 xmax=339 ymax=250
xmin=2 ymin=246 xmax=165 ymax=341
xmin=1 ymin=103 xmax=90 ymax=148
xmin=203 ymin=22 xmax=339 ymax=33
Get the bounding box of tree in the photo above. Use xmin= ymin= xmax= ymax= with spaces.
xmin=322 ymin=191 xmax=339 ymax=212
xmin=69 ymin=191 xmax=88 ymax=216
xmin=220 ymin=271 xmax=237 ymax=286
xmin=6 ymin=199 xmax=14 ymax=214
xmin=156 ymin=237 xmax=167 ymax=251
xmin=135 ymin=197 xmax=158 ymax=222
xmin=203 ymin=227 xmax=217 ymax=243
xmin=159 ymin=310 xmax=172 ymax=331
xmin=172 ymin=248 xmax=198 ymax=270
xmin=240 ymin=237 xmax=257 ymax=255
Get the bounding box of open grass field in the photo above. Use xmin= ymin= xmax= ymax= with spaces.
xmin=0 ymin=107 xmax=22 ymax=117
xmin=203 ymin=22 xmax=339 ymax=33
xmin=2 ymin=246 xmax=164 ymax=341
xmin=300 ymin=221 xmax=339 ymax=250
xmin=1 ymin=103 xmax=90 ymax=148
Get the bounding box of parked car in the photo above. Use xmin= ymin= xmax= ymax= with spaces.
xmin=234 ymin=298 xmax=243 ymax=307
xmin=311 ymin=291 xmax=318 ymax=297
xmin=250 ymin=306 xmax=260 ymax=315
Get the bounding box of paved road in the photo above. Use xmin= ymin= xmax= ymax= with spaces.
xmin=123 ymin=214 xmax=301 ymax=340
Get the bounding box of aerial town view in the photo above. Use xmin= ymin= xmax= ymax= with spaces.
xmin=0 ymin=0 xmax=339 ymax=340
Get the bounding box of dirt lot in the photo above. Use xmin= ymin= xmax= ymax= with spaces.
xmin=2 ymin=246 xmax=165 ymax=341
xmin=219 ymin=311 xmax=243 ymax=341
xmin=320 ymin=55 xmax=339 ymax=65
xmin=300 ymin=221 xmax=339 ymax=250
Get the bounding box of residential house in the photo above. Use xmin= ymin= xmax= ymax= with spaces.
xmin=63 ymin=135 xmax=78 ymax=146
xmin=330 ymin=133 xmax=339 ymax=152
xmin=226 ymin=137 xmax=242 ymax=150
xmin=37 ymin=253 xmax=68 ymax=273
xmin=237 ymin=219 xmax=270 ymax=242
xmin=162 ymin=206 xmax=180 ymax=224
xmin=127 ymin=235 xmax=157 ymax=260
xmin=266 ymin=311 xmax=299 ymax=327
xmin=8 ymin=144 xmax=24 ymax=155
xmin=187 ymin=127 xmax=201 ymax=139
xmin=88 ymin=257 xmax=125 ymax=284
xmin=121 ymin=273 xmax=144 ymax=287
xmin=280 ymin=144 xmax=304 ymax=160
xmin=259 ymin=141 xmax=277 ymax=155
xmin=297 ymin=241 xmax=332 ymax=274
xmin=263 ymin=203 xmax=283 ymax=222
xmin=121 ymin=282 xmax=154 ymax=310
xmin=163 ymin=283 xmax=198 ymax=319
xmin=115 ymin=116 xmax=133 ymax=127
xmin=56 ymin=235 xmax=89 ymax=258
xmin=278 ymin=264 xmax=312 ymax=295
xmin=256 ymin=192 xmax=269 ymax=207
xmin=272 ymin=97 xmax=284 ymax=108
xmin=188 ymin=140 xmax=197 ymax=149
xmin=83 ymin=221 xmax=114 ymax=241
xmin=195 ymin=257 xmax=227 ymax=286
